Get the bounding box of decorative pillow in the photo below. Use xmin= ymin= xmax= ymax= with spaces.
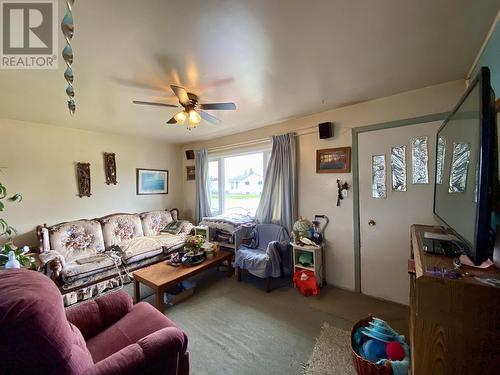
xmin=100 ymin=214 xmax=144 ymax=248
xmin=48 ymin=220 xmax=105 ymax=263
xmin=140 ymin=210 xmax=173 ymax=236
xmin=180 ymin=222 xmax=194 ymax=235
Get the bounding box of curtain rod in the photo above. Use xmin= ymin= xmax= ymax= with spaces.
xmin=206 ymin=125 xmax=319 ymax=152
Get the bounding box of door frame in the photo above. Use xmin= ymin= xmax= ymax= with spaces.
xmin=351 ymin=112 xmax=449 ymax=293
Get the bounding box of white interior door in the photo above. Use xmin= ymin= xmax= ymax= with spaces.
xmin=358 ymin=122 xmax=441 ymax=305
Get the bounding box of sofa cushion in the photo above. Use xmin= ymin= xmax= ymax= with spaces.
xmin=86 ymin=301 xmax=186 ymax=363
xmin=48 ymin=220 xmax=105 ymax=263
xmin=100 ymin=214 xmax=144 ymax=248
xmin=62 ymin=255 xmax=121 ymax=283
xmin=119 ymin=237 xmax=165 ymax=264
xmin=120 ymin=234 xmax=185 ymax=264
xmin=156 ymin=233 xmax=187 ymax=249
xmin=140 ymin=210 xmax=173 ymax=236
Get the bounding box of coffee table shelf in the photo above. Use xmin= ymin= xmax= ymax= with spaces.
xmin=132 ymin=250 xmax=233 ymax=312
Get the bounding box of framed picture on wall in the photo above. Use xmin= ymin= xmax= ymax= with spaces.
xmin=136 ymin=168 xmax=169 ymax=195
xmin=316 ymin=147 xmax=351 ymax=173
xmin=186 ymin=166 xmax=195 ymax=180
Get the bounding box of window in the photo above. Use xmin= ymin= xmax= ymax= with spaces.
xmin=208 ymin=161 xmax=219 ymax=215
xmin=209 ymin=149 xmax=270 ymax=216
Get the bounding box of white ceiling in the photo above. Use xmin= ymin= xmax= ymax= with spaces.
xmin=0 ymin=0 xmax=498 ymax=144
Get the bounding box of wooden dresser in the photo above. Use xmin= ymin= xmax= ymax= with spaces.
xmin=409 ymin=225 xmax=500 ymax=375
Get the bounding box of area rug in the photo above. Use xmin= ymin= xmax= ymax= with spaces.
xmin=303 ymin=322 xmax=356 ymax=375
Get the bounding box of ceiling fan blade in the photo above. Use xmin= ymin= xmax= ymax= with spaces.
xmin=133 ymin=100 xmax=178 ymax=108
xmin=166 ymin=116 xmax=178 ymax=124
xmin=170 ymin=85 xmax=190 ymax=105
xmin=199 ymin=102 xmax=236 ymax=110
xmin=200 ymin=110 xmax=221 ymax=125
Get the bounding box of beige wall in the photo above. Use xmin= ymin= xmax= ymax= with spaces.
xmin=0 ymin=119 xmax=182 ymax=247
xmin=181 ymin=80 xmax=466 ymax=290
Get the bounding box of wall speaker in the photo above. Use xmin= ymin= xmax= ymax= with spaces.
xmin=319 ymin=122 xmax=333 ymax=139
xmin=185 ymin=150 xmax=195 ymax=160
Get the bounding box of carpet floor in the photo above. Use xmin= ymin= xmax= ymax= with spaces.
xmin=124 ymin=268 xmax=408 ymax=375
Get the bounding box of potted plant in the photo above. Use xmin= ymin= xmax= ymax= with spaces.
xmin=184 ymin=234 xmax=206 ymax=254
xmin=0 ymin=181 xmax=34 ymax=268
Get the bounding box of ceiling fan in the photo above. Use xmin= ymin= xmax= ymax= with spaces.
xmin=133 ymin=85 xmax=236 ymax=130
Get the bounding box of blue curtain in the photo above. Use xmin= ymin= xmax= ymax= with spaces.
xmin=255 ymin=133 xmax=296 ymax=231
xmin=195 ymin=149 xmax=212 ymax=223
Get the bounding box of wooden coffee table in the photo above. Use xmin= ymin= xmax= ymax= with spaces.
xmin=132 ymin=251 xmax=233 ymax=312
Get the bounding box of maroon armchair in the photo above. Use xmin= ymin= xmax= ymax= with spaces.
xmin=0 ymin=269 xmax=189 ymax=375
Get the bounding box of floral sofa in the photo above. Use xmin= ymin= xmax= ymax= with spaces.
xmin=37 ymin=209 xmax=193 ymax=305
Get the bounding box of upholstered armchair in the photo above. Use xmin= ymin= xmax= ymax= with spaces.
xmin=0 ymin=269 xmax=189 ymax=375
xmin=234 ymin=223 xmax=291 ymax=292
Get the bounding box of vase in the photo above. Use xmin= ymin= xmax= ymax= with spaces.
xmin=5 ymin=251 xmax=20 ymax=269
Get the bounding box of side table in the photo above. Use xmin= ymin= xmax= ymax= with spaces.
xmin=290 ymin=242 xmax=325 ymax=287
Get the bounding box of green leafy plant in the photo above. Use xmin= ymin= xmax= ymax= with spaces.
xmin=0 ymin=181 xmax=33 ymax=267
xmin=0 ymin=182 xmax=22 ymax=236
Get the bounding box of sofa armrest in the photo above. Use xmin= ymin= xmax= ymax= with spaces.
xmin=84 ymin=327 xmax=186 ymax=375
xmin=36 ymin=225 xmax=50 ymax=253
xmin=66 ymin=290 xmax=132 ymax=340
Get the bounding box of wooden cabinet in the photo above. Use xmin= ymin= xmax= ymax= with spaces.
xmin=409 ymin=225 xmax=500 ymax=375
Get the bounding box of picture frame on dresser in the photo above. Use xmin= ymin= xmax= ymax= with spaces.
xmin=136 ymin=168 xmax=168 ymax=195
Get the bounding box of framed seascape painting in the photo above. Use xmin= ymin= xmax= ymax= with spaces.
xmin=316 ymin=147 xmax=351 ymax=173
xmin=136 ymin=168 xmax=168 ymax=195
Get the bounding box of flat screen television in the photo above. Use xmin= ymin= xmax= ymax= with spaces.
xmin=433 ymin=67 xmax=497 ymax=265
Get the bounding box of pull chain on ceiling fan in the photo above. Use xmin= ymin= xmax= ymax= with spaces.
xmin=133 ymin=85 xmax=236 ymax=130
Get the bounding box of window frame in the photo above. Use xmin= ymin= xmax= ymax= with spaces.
xmin=208 ymin=147 xmax=271 ymax=215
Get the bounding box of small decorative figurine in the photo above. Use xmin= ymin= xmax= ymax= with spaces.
xmin=49 ymin=258 xmax=63 ymax=284
xmin=336 ymin=179 xmax=349 ymax=206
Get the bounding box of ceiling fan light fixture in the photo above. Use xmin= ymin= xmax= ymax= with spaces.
xmin=188 ymin=109 xmax=201 ymax=126
xmin=174 ymin=111 xmax=187 ymax=124
xmin=133 ymin=84 xmax=235 ymax=130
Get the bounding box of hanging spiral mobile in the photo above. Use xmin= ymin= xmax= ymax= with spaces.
xmin=61 ymin=0 xmax=75 ymax=115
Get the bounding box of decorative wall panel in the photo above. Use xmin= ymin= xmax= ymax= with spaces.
xmin=391 ymin=146 xmax=407 ymax=192
xmin=372 ymin=155 xmax=387 ymax=199
xmin=76 ymin=163 xmax=91 ymax=197
xmin=104 ymin=153 xmax=117 ymax=185
xmin=412 ymin=137 xmax=429 ymax=184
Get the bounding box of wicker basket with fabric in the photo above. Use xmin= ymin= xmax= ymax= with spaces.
xmin=350 ymin=315 xmax=393 ymax=375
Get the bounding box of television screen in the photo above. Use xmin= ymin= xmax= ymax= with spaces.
xmin=434 ymin=67 xmax=496 ymax=264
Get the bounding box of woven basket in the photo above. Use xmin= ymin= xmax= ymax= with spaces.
xmin=350 ymin=315 xmax=393 ymax=375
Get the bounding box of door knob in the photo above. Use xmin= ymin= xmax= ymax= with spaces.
xmin=368 ymin=220 xmax=376 ymax=226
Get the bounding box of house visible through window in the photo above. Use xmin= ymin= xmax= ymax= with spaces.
xmin=209 ymin=149 xmax=270 ymax=215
